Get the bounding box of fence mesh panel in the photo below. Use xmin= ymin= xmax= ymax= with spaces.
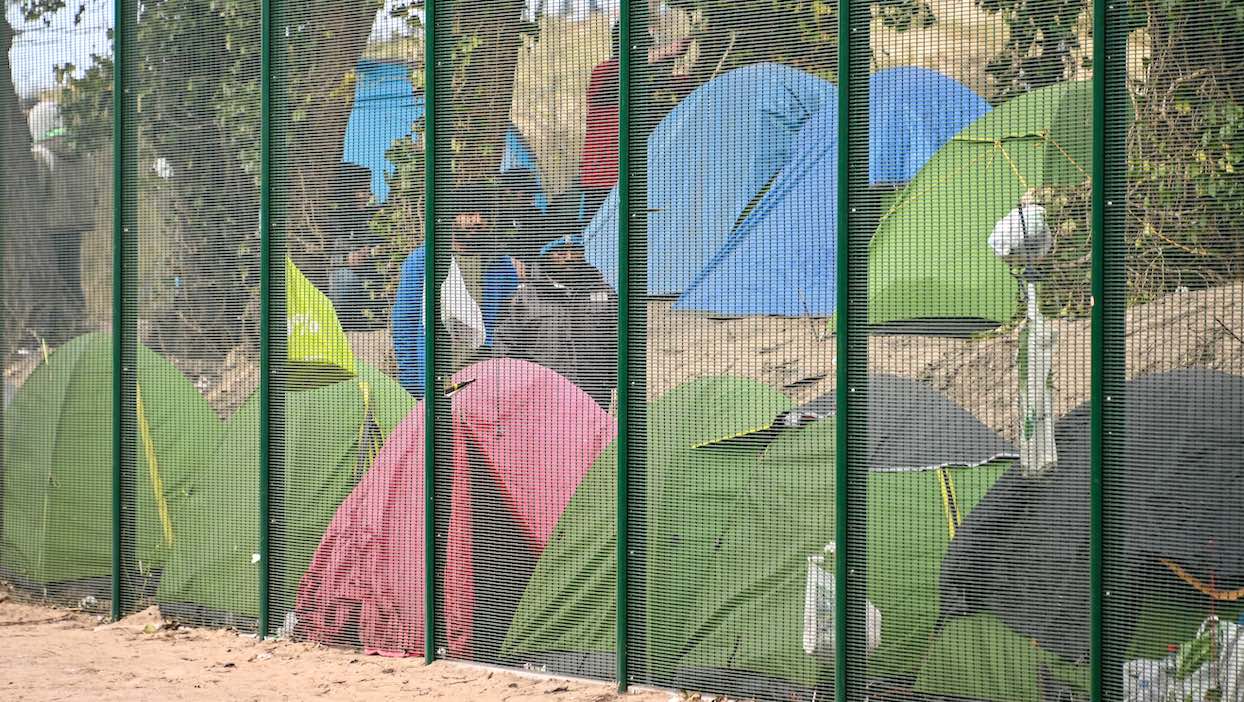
xmin=865 ymin=0 xmax=1096 ymax=697
xmin=2 ymin=1 xmax=1243 ymax=701
xmin=1104 ymin=1 xmax=1244 ymax=700
xmin=430 ymin=1 xmax=619 ymax=672
xmin=267 ymin=1 xmax=420 ymax=645
xmin=1 ymin=0 xmax=115 ymax=611
xmin=626 ymin=3 xmax=840 ymax=698
xmin=128 ymin=0 xmax=261 ymax=628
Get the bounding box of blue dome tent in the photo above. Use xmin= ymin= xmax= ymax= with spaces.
xmin=584 ymin=63 xmax=836 ymax=296
xmin=586 ymin=65 xmax=989 ymax=317
xmin=677 ymin=67 xmax=989 ymax=316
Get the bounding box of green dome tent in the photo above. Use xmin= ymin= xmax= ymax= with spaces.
xmin=1 ymin=333 xmax=218 ymax=598
xmin=156 ymin=361 xmax=413 ymax=627
xmin=869 ymin=80 xmax=1093 ymax=326
xmin=502 ymin=375 xmax=1013 ymax=699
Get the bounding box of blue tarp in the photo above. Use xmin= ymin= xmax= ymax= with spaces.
xmin=678 ymin=67 xmax=989 ymax=316
xmin=345 ymin=60 xmax=543 ymax=206
xmin=343 ymin=60 xmax=425 ymax=203
xmin=501 ymin=127 xmax=539 ymax=174
xmin=584 ymin=63 xmax=836 ymax=295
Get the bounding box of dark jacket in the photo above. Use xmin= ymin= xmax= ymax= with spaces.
xmin=492 ymin=261 xmax=617 ymax=410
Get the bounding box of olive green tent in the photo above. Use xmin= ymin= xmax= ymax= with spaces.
xmin=1 ymin=333 xmax=218 ymax=597
xmin=869 ymin=80 xmax=1092 ymax=326
xmin=156 ymin=362 xmax=413 ymax=626
xmin=503 ymin=376 xmax=1010 ymax=699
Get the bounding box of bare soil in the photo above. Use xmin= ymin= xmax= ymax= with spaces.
xmin=648 ymin=281 xmax=1243 ymax=443
xmin=0 ymin=595 xmax=675 ymax=702
xmin=8 ymin=284 xmax=1241 ymax=440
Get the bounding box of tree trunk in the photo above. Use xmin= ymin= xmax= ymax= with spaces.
xmin=2 ymin=15 xmax=68 ymax=351
xmin=279 ymin=0 xmax=384 ymax=284
xmin=443 ymin=0 xmax=527 ymax=185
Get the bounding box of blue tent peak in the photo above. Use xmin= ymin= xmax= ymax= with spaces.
xmin=674 ymin=66 xmax=988 ymax=316
xmin=584 ymin=63 xmax=836 ymax=296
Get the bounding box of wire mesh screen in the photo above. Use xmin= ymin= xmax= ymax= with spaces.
xmin=267 ymin=1 xmax=420 ymax=646
xmin=3 ymin=1 xmax=1244 ymax=700
xmin=862 ymin=4 xmax=1098 ymax=700
xmin=133 ymin=0 xmax=261 ymax=628
xmin=625 ymin=2 xmax=842 ymax=698
xmin=1103 ymin=0 xmax=1244 ymax=699
xmin=1 ymin=0 xmax=115 ymax=612
xmin=429 ymin=0 xmax=619 ymax=672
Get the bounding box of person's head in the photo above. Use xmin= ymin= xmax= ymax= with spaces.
xmin=497 ymin=170 xmax=539 ymax=215
xmin=538 ymin=212 xmax=593 ymax=283
xmin=448 ymin=183 xmax=496 ymax=252
xmin=337 ymin=163 xmax=374 ymax=208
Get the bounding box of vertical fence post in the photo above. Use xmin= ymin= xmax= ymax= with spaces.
xmin=834 ymin=0 xmax=850 ymax=698
xmin=834 ymin=0 xmax=851 ymax=696
xmin=110 ymin=0 xmax=127 ymax=624
xmin=836 ymin=0 xmax=869 ymax=697
xmin=423 ymin=0 xmax=438 ymax=664
xmin=257 ymin=0 xmax=274 ymax=640
xmin=1089 ymin=6 xmax=1104 ymax=688
xmin=615 ymin=0 xmax=632 ymax=692
xmin=1091 ymin=0 xmax=1126 ymax=697
xmin=111 ymin=0 xmax=137 ymax=624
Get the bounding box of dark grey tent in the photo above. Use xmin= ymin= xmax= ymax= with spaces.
xmin=697 ymin=374 xmax=1017 ymax=473
xmin=933 ymin=368 xmax=1244 ymax=691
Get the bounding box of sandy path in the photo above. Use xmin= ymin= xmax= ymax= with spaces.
xmin=0 ymin=596 xmax=675 ymax=702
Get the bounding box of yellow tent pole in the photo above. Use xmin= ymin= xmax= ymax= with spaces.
xmin=136 ymin=383 xmax=174 ymax=546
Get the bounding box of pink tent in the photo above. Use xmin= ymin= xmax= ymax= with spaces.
xmin=294 ymin=358 xmax=616 ymax=658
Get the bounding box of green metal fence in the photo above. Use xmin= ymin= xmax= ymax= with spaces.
xmin=3 ymin=0 xmax=1243 ymax=700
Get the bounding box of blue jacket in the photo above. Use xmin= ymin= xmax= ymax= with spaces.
xmin=392 ymin=245 xmax=520 ymax=397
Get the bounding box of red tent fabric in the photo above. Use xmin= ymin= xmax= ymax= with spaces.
xmin=295 ymin=358 xmax=616 ymax=657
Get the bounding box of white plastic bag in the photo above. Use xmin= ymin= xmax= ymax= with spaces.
xmin=1123 ymin=617 xmax=1244 ymax=702
xmin=802 ymin=543 xmax=881 ymax=660
xmin=441 ymin=256 xmax=486 ymax=351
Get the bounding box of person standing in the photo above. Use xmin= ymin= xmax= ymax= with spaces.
xmin=492 ymin=213 xmax=617 ymax=410
xmin=327 ymin=162 xmax=384 ymax=331
xmin=579 ymin=22 xmax=621 ymax=222
xmin=579 ymin=19 xmax=692 ymax=222
xmin=391 ymin=187 xmax=519 ymax=398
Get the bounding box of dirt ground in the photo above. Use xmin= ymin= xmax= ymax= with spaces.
xmin=0 ymin=595 xmax=676 ymax=702
xmin=11 ymin=283 xmax=1238 ymax=439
